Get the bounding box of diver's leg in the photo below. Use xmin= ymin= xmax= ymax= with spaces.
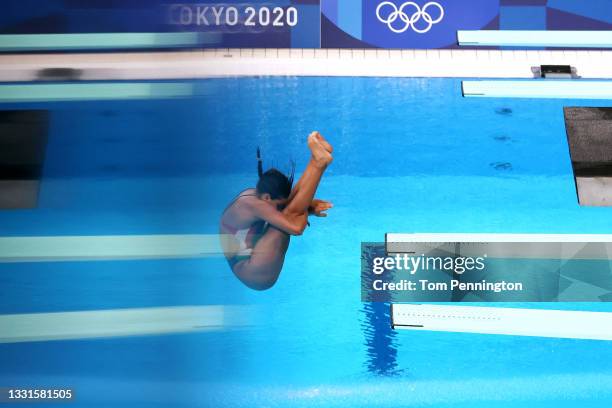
xmin=232 ymin=226 xmax=291 ymax=290
xmin=232 ymin=133 xmax=332 ymax=290
xmin=234 ymin=169 xmax=317 ymax=290
xmin=285 ymin=134 xmax=332 ymax=214
xmin=233 ymin=210 xmax=308 ymax=290
xmin=288 ymin=132 xmax=333 ymax=201
xmin=311 ymin=131 xmax=333 ymax=153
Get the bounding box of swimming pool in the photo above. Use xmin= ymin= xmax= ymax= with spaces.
xmin=1 ymin=76 xmax=612 ymax=407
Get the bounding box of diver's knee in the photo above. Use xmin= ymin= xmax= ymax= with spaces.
xmin=247 ymin=277 xmax=278 ymax=291
xmin=238 ymin=267 xmax=281 ymax=291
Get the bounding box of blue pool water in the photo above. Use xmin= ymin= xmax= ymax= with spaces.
xmin=1 ymin=77 xmax=612 ymax=407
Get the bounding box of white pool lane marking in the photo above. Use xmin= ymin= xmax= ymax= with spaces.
xmin=0 ymin=305 xmax=254 ymax=344
xmin=462 ymin=80 xmax=612 ymax=99
xmin=458 ymin=30 xmax=612 ymax=48
xmin=392 ymin=304 xmax=612 ymax=341
xmin=0 ymin=234 xmax=225 ymax=263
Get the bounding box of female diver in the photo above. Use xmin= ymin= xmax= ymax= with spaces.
xmin=219 ymin=131 xmax=333 ymax=290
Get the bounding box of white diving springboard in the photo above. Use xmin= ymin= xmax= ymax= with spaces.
xmin=0 ymin=83 xmax=194 ymax=103
xmin=461 ymin=80 xmax=612 ymax=99
xmin=0 ymin=305 xmax=254 ymax=344
xmin=0 ymin=32 xmax=212 ymax=52
xmin=457 ymin=30 xmax=612 ymax=48
xmin=0 ymin=234 xmax=224 ymax=263
xmin=391 ymin=304 xmax=612 ymax=341
xmin=386 ymin=233 xmax=612 ymax=259
xmin=387 ymin=233 xmax=612 ymax=243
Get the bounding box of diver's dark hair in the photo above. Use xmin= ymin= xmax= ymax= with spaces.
xmin=256 ymin=147 xmax=295 ymax=199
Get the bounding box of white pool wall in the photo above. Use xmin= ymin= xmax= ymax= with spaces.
xmin=0 ymin=48 xmax=611 ymax=81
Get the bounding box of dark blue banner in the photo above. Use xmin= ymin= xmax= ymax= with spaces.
xmin=323 ymin=0 xmax=612 ymax=49
xmin=2 ymin=0 xmax=612 ymax=49
xmin=0 ymin=0 xmax=321 ymax=48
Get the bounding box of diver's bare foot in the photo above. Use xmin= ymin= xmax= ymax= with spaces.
xmin=308 ymin=132 xmax=333 ymax=167
xmin=310 ymin=131 xmax=333 ymax=153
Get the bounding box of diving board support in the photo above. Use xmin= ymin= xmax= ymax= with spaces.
xmin=0 ymin=234 xmax=224 ymax=263
xmin=564 ymin=107 xmax=612 ymax=207
xmin=391 ymin=304 xmax=612 ymax=341
xmin=0 ymin=305 xmax=254 ymax=344
xmin=457 ymin=30 xmax=612 ymax=48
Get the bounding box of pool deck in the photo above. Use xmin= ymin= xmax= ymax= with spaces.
xmin=0 ymin=48 xmax=611 ymax=81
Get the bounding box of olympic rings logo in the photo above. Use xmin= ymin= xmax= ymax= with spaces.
xmin=376 ymin=1 xmax=445 ymax=34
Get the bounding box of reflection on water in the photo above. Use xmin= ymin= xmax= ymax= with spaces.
xmin=361 ymin=244 xmax=401 ymax=376
xmin=361 ymin=301 xmax=402 ymax=377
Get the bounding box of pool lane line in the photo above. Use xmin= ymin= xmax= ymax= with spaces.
xmin=0 ymin=305 xmax=255 ymax=344
xmin=0 ymin=234 xmax=227 ymax=263
xmin=392 ymin=304 xmax=612 ymax=341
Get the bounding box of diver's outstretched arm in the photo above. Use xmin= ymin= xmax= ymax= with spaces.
xmin=250 ymin=198 xmax=307 ymax=235
xmin=309 ymin=198 xmax=333 ymax=217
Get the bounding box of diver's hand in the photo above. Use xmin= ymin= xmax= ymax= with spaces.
xmin=309 ymin=199 xmax=333 ymax=217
